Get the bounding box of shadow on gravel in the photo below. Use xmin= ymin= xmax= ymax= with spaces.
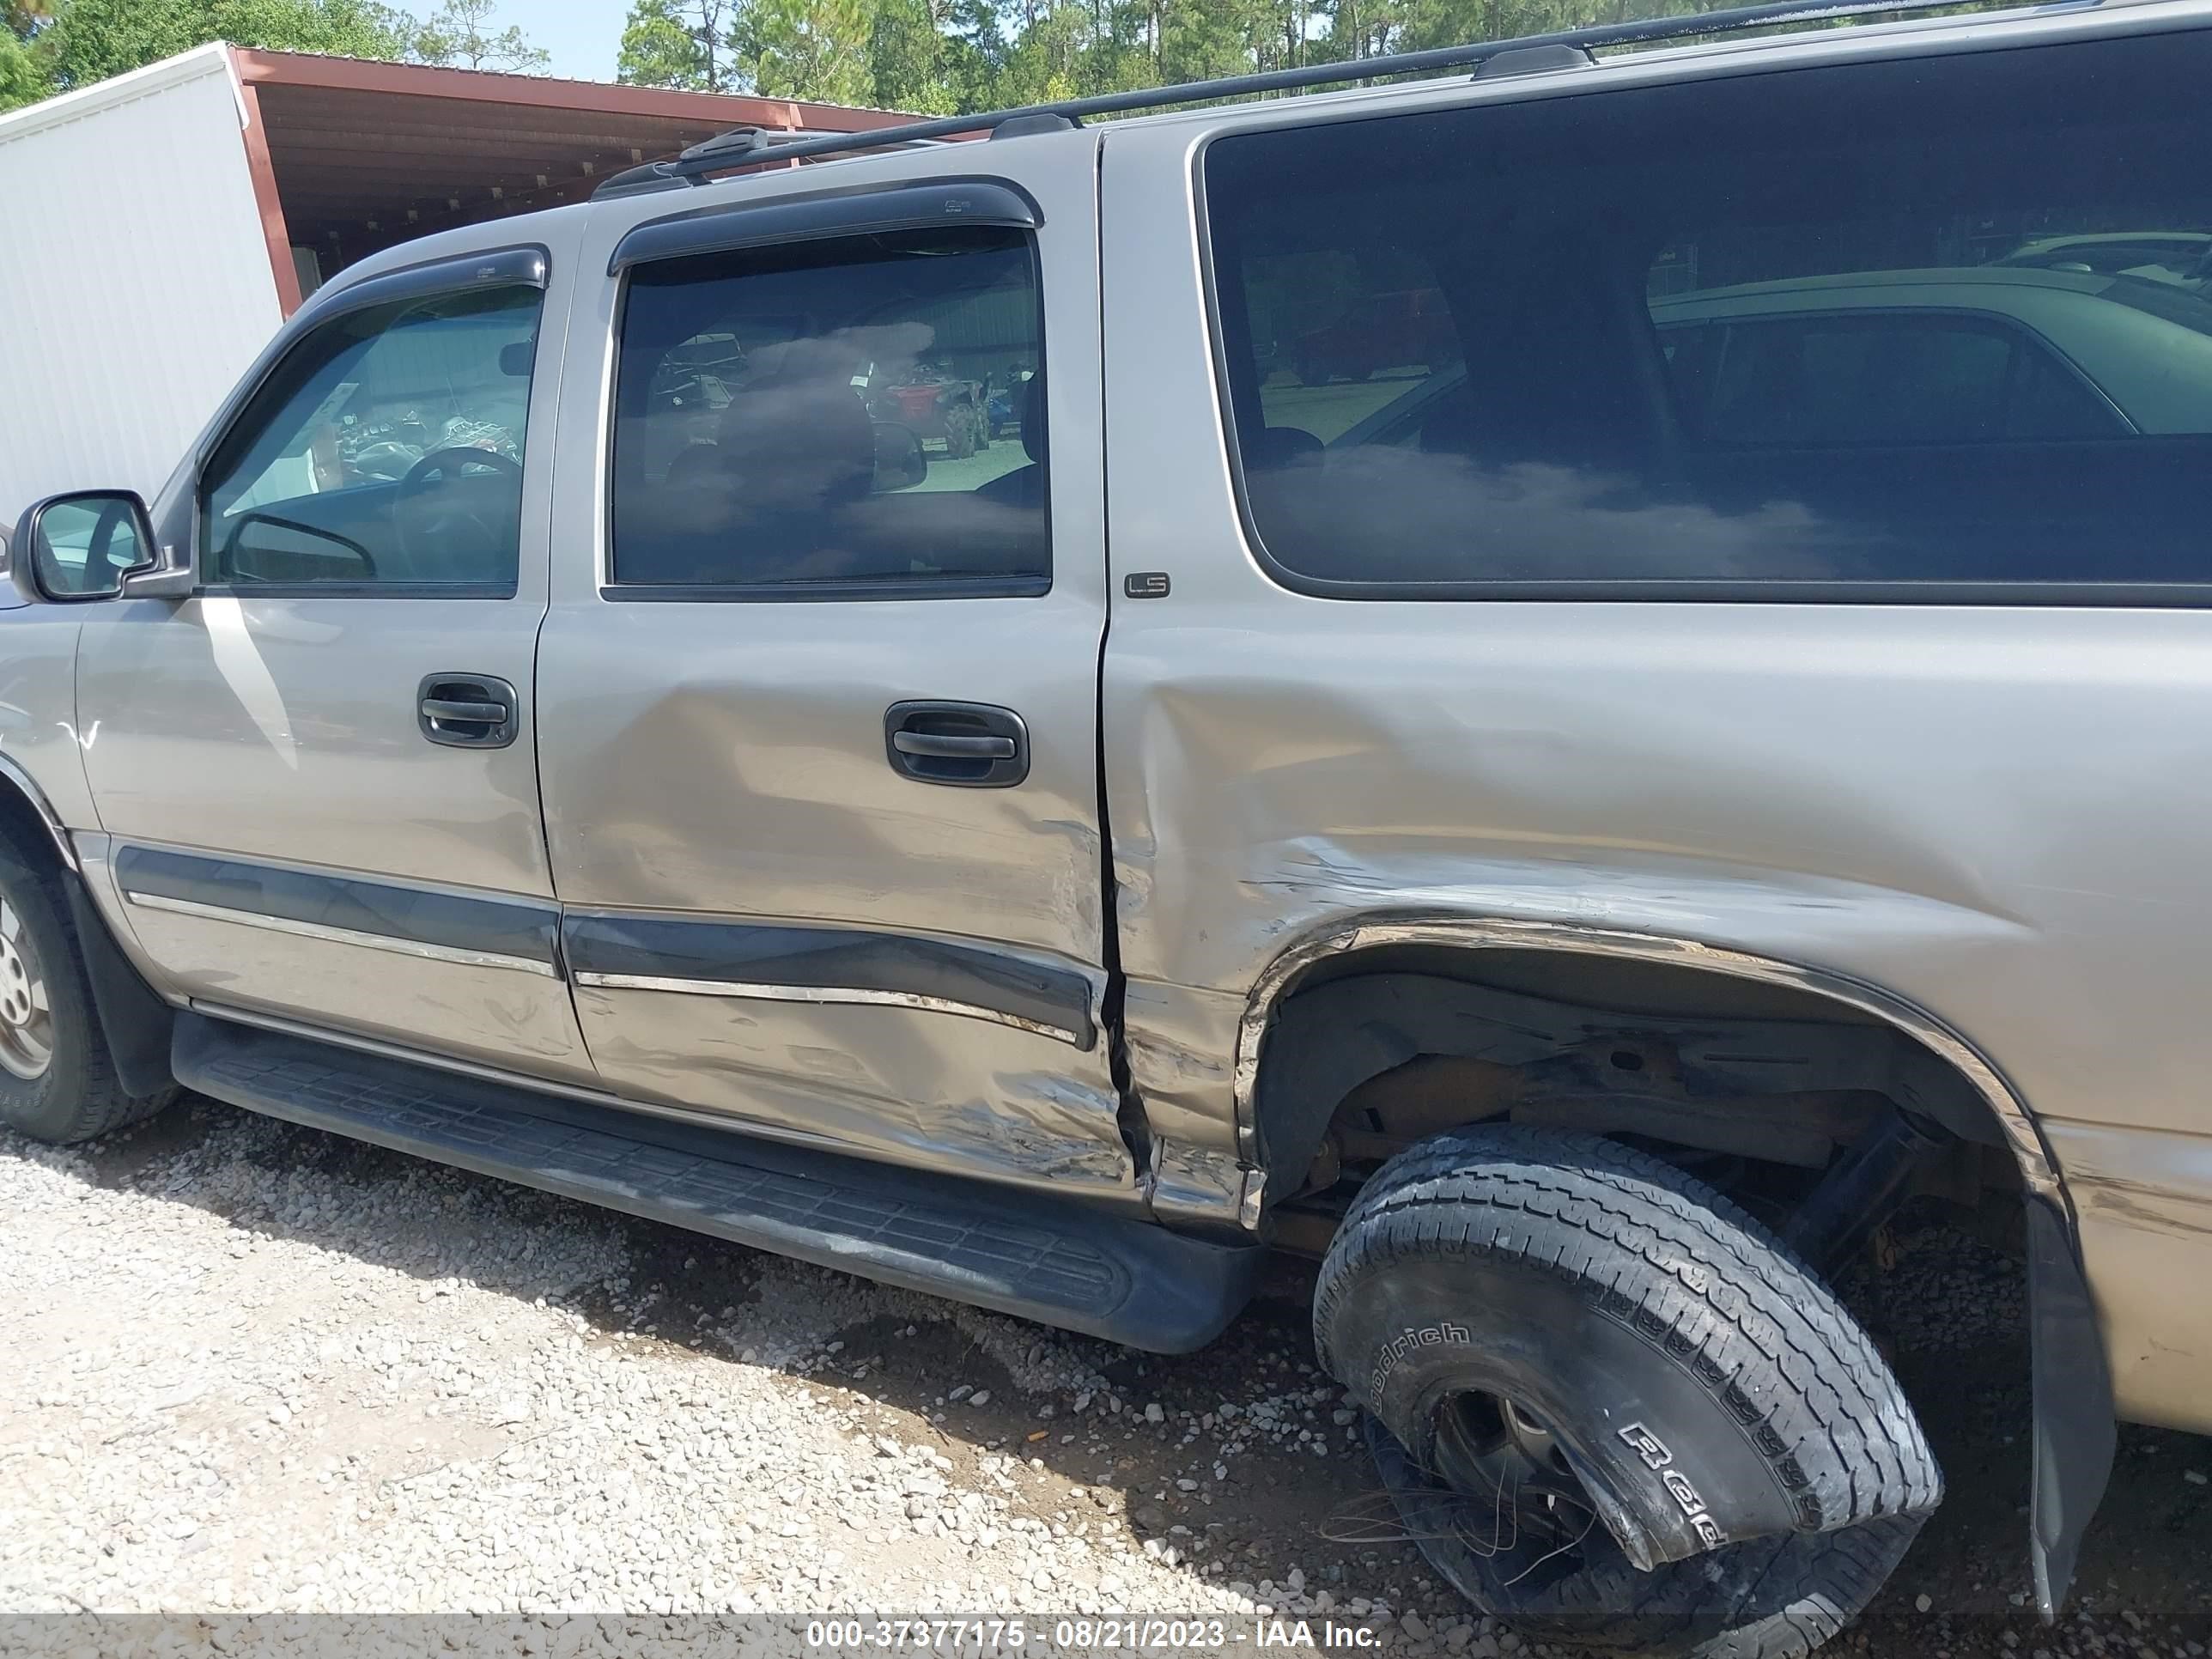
xmin=26 ymin=1097 xmax=1432 ymax=1608
xmin=16 ymin=1097 xmax=2212 ymax=1652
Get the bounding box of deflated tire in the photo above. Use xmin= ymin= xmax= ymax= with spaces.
xmin=1314 ymin=1125 xmax=1940 ymax=1657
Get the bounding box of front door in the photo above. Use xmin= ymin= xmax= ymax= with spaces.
xmin=537 ymin=143 xmax=1133 ymax=1202
xmin=76 ymin=243 xmax=595 ymax=1084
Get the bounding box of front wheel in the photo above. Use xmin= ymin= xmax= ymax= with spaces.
xmin=0 ymin=836 xmax=176 ymax=1144
xmin=1314 ymin=1125 xmax=1940 ymax=1657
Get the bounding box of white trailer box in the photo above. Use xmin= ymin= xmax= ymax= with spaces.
xmin=0 ymin=46 xmax=907 ymax=526
xmin=0 ymin=45 xmax=287 ymax=520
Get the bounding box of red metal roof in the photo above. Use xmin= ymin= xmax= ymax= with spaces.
xmin=228 ymin=47 xmax=916 ymax=307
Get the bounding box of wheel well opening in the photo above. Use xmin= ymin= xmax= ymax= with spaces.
xmin=1253 ymin=944 xmax=2027 ymax=1265
xmin=0 ymin=777 xmax=67 ymax=873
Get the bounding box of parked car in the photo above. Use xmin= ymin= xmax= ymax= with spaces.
xmin=987 ymin=366 xmax=1036 ymax=440
xmin=1292 ymin=285 xmax=1459 ymax=385
xmin=868 ymin=361 xmax=990 ymax=459
xmin=9 ymin=3 xmax=2212 ymax=1653
xmin=1996 ymin=229 xmax=2212 ymax=278
xmin=1646 ymin=265 xmax=2212 ymax=440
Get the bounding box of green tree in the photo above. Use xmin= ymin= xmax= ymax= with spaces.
xmin=411 ymin=0 xmax=548 ymax=72
xmin=617 ymin=0 xmax=738 ymax=90
xmin=868 ymin=0 xmax=951 ymax=112
xmin=37 ymin=0 xmax=413 ymax=94
xmin=739 ymin=0 xmax=874 ymax=103
xmin=0 ymin=28 xmax=47 ymax=110
xmin=935 ymin=0 xmax=1008 ymax=111
xmin=993 ymin=0 xmax=1123 ymax=103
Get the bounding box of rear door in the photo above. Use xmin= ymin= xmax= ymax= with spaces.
xmin=75 ymin=240 xmax=594 ymax=1083
xmin=537 ymin=140 xmax=1135 ymax=1202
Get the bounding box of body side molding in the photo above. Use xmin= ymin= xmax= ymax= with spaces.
xmin=564 ymin=911 xmax=1098 ymax=1049
xmin=113 ymin=844 xmax=560 ymax=975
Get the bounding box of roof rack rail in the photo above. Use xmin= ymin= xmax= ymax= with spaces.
xmin=592 ymin=0 xmax=2042 ymax=199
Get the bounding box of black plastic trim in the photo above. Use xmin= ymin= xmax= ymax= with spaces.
xmin=564 ymin=912 xmax=1096 ymax=1049
xmin=610 ymin=179 xmax=1041 ymax=275
xmin=884 ymin=699 xmax=1032 ymax=788
xmin=62 ymin=881 xmax=176 ymax=1098
xmin=1471 ymin=42 xmax=1596 ymax=76
xmin=113 ymin=846 xmax=558 ymax=967
xmin=298 ymin=244 xmax=549 ymax=330
xmin=2027 ymin=1194 xmax=2117 ymax=1620
xmin=601 ymin=574 xmax=1050 ymax=604
xmin=173 ymin=1014 xmax=1255 ymax=1351
xmin=194 ymin=582 xmax=518 ymax=601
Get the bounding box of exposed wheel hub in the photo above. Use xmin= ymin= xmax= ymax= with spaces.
xmin=1425 ymin=1389 xmax=1601 ymax=1578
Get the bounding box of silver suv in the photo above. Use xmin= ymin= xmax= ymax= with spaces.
xmin=7 ymin=2 xmax=2211 ymax=1650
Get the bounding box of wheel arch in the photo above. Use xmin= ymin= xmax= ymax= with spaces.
xmin=0 ymin=751 xmax=82 ymax=876
xmin=1237 ymin=912 xmax=2061 ymax=1212
xmin=0 ymin=761 xmax=175 ymax=1100
xmin=1235 ymin=909 xmax=2111 ymax=1619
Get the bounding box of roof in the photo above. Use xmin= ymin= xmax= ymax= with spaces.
xmin=585 ymin=0 xmax=2212 ymax=205
xmin=1648 ymin=266 xmax=2123 ymax=309
xmin=232 ymin=49 xmax=915 ymax=272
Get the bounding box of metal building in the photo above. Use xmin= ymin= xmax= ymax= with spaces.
xmin=0 ymin=43 xmax=906 ymax=515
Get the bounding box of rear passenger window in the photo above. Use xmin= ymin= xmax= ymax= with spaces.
xmin=1205 ymin=30 xmax=2212 ymax=594
xmin=610 ymin=228 xmax=1048 ymax=596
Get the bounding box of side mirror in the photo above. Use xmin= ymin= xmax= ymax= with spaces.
xmin=10 ymin=490 xmax=156 ymax=603
xmin=871 ymin=421 xmax=927 ymax=492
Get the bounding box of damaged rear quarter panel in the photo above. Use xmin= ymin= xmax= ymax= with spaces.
xmin=1096 ymin=114 xmax=2212 ymax=1432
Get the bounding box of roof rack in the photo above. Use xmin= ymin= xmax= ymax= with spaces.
xmin=592 ymin=0 xmax=2049 ymax=199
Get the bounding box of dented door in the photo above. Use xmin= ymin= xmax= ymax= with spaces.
xmin=537 ymin=137 xmax=1133 ymax=1203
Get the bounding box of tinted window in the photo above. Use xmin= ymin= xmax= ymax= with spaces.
xmin=202 ymin=283 xmax=541 ymax=591
xmin=1205 ymin=31 xmax=2212 ymax=592
xmin=611 ymin=228 xmax=1048 ymax=594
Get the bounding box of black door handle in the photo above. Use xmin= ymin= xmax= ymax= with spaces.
xmin=418 ymin=673 xmax=518 ymax=749
xmin=885 ymin=700 xmax=1029 ymax=787
xmin=891 ymin=730 xmax=1018 ymax=761
xmin=421 ymin=698 xmax=512 ymax=726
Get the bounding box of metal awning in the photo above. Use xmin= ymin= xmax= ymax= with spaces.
xmin=228 ymin=48 xmax=913 ymax=309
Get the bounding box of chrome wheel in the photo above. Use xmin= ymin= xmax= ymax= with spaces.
xmin=0 ymin=897 xmax=54 ymax=1079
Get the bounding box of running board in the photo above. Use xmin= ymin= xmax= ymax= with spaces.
xmin=173 ymin=1014 xmax=1259 ymax=1352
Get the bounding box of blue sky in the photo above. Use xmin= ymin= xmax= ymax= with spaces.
xmin=497 ymin=0 xmax=628 ymax=83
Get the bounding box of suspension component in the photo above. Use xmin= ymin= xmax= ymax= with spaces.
xmin=1784 ymin=1107 xmax=1949 ymax=1272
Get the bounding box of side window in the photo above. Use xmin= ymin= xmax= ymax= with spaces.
xmin=201 ymin=282 xmax=543 ymax=592
xmin=609 ymin=226 xmax=1048 ymax=595
xmin=1204 ymin=28 xmax=2212 ymax=592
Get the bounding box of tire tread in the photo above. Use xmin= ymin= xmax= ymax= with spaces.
xmin=1316 ymin=1124 xmax=1938 ymax=1657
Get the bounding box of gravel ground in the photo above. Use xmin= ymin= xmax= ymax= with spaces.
xmin=3 ymin=1096 xmax=2209 ymax=1658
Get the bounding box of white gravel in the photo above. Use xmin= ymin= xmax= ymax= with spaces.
xmin=6 ymin=1098 xmax=2204 ymax=1659
xmin=0 ymin=1100 xmax=1498 ymax=1648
